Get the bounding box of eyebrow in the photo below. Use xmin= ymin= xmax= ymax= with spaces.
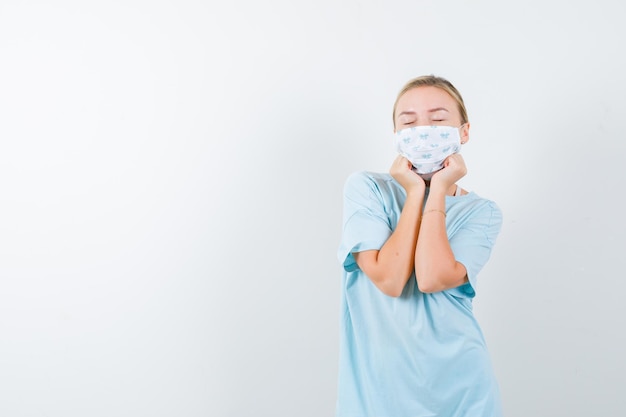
xmin=397 ymin=108 xmax=450 ymax=118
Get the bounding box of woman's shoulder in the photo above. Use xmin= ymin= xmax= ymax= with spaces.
xmin=343 ymin=170 xmax=397 ymax=195
xmin=466 ymin=191 xmax=501 ymax=212
xmin=452 ymin=191 xmax=503 ymax=228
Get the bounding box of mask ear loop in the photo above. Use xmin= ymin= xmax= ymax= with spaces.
xmin=458 ymin=122 xmax=468 ymax=144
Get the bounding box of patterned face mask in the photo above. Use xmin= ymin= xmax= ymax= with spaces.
xmin=394 ymin=125 xmax=462 ymax=174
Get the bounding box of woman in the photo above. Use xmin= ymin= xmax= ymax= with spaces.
xmin=336 ymin=75 xmax=503 ymax=416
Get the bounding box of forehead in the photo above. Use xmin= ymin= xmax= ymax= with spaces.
xmin=395 ymin=86 xmax=458 ymax=114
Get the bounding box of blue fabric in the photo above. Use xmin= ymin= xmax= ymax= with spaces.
xmin=336 ymin=171 xmax=503 ymax=417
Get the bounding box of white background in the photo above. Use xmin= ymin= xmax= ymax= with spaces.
xmin=1 ymin=1 xmax=625 ymax=416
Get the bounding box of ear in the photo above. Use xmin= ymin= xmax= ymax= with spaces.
xmin=460 ymin=122 xmax=470 ymax=144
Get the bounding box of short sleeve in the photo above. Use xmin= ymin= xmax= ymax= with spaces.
xmin=447 ymin=200 xmax=502 ymax=298
xmin=337 ymin=172 xmax=393 ymax=272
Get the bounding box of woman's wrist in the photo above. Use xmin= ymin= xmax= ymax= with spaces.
xmin=405 ymin=184 xmax=426 ymax=199
xmin=426 ymin=185 xmax=448 ymax=199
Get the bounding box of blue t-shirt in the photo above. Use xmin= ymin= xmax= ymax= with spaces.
xmin=336 ymin=171 xmax=503 ymax=417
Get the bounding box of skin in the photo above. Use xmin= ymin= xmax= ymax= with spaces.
xmin=353 ymin=86 xmax=472 ymax=296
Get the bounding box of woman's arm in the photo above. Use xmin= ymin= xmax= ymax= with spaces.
xmin=353 ymin=156 xmax=425 ymax=297
xmin=414 ymin=154 xmax=468 ymax=293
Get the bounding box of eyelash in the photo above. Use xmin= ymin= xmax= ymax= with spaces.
xmin=402 ymin=119 xmax=445 ymax=126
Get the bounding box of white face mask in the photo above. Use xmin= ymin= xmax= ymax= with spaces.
xmin=394 ymin=125 xmax=462 ymax=174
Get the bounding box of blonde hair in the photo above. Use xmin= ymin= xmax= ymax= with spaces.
xmin=392 ymin=75 xmax=468 ymax=129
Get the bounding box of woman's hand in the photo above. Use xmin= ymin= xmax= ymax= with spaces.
xmin=390 ymin=155 xmax=425 ymax=195
xmin=430 ymin=153 xmax=467 ymax=191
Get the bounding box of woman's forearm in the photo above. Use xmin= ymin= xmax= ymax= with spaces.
xmin=354 ymin=190 xmax=424 ymax=297
xmin=414 ymin=188 xmax=467 ymax=293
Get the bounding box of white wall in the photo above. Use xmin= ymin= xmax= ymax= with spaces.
xmin=1 ymin=1 xmax=625 ymax=416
